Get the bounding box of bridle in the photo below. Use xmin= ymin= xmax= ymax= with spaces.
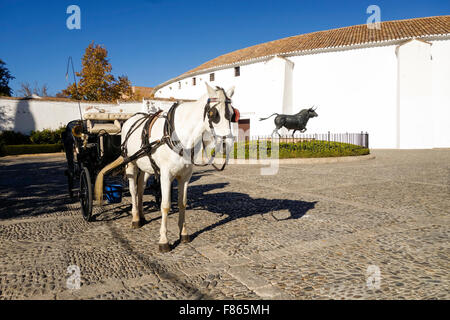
xmin=201 ymin=94 xmax=239 ymax=170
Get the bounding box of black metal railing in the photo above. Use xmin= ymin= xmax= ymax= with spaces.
xmin=238 ymin=132 xmax=369 ymax=148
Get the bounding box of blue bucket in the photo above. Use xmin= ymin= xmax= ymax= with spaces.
xmin=105 ymin=184 xmax=123 ymax=204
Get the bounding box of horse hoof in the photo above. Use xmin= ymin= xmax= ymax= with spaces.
xmin=180 ymin=235 xmax=191 ymax=244
xmin=131 ymin=221 xmax=141 ymax=229
xmin=159 ymin=243 xmax=171 ymax=253
xmin=131 ymin=219 xmax=145 ymax=229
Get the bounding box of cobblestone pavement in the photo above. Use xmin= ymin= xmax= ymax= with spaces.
xmin=0 ymin=150 xmax=449 ymax=300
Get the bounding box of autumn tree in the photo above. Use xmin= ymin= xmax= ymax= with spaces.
xmin=0 ymin=59 xmax=15 ymax=97
xmin=63 ymin=42 xmax=135 ymax=101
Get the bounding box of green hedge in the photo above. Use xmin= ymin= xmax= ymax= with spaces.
xmin=0 ymin=128 xmax=66 ymax=156
xmin=30 ymin=128 xmax=65 ymax=144
xmin=1 ymin=144 xmax=63 ymax=156
xmin=0 ymin=128 xmax=65 ymax=145
xmin=231 ymin=140 xmax=370 ymax=159
xmin=0 ymin=131 xmax=31 ymax=145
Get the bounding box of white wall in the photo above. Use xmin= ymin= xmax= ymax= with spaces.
xmin=155 ymin=57 xmax=298 ymax=137
xmin=155 ymin=38 xmax=450 ymax=149
xmin=0 ymin=98 xmax=174 ymax=134
xmin=290 ymin=45 xmax=398 ymax=149
xmin=397 ymin=40 xmax=433 ymax=149
xmin=431 ymin=39 xmax=450 ymax=148
xmin=155 ymin=46 xmax=398 ymax=147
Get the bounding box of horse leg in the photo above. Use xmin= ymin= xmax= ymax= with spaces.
xmin=177 ymin=171 xmax=192 ymax=243
xmin=135 ymin=170 xmax=149 ymax=228
xmin=126 ymin=163 xmax=141 ymax=229
xmin=292 ymin=130 xmax=297 ymax=138
xmin=158 ymin=170 xmax=172 ymax=253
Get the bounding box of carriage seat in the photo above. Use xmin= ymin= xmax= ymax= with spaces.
xmin=87 ymin=120 xmax=121 ymax=134
xmin=84 ymin=113 xmax=135 ymax=121
xmin=84 ymin=113 xmax=135 ymax=134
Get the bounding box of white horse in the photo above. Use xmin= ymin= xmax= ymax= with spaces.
xmin=121 ymin=83 xmax=236 ymax=252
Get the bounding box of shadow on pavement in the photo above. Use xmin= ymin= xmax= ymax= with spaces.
xmin=0 ymin=159 xmax=316 ymax=247
xmin=0 ymin=159 xmax=74 ymax=220
xmin=185 ymin=183 xmax=317 ymax=245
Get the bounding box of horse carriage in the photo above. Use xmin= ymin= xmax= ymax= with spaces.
xmin=62 ymin=84 xmax=240 ymax=252
xmin=62 ymin=112 xmax=153 ymax=221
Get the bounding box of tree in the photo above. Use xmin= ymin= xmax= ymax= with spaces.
xmin=55 ymin=91 xmax=67 ymax=98
xmin=17 ymin=81 xmax=49 ymax=97
xmin=62 ymin=42 xmax=135 ymax=102
xmin=0 ymin=59 xmax=15 ymax=97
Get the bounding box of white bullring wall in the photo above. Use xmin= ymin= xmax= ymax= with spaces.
xmin=431 ymin=39 xmax=450 ymax=148
xmin=156 ymin=57 xmax=295 ymax=136
xmin=290 ymin=45 xmax=398 ymax=149
xmin=397 ymin=39 xmax=433 ymax=149
xmin=155 ymin=38 xmax=450 ymax=149
xmin=0 ymin=98 xmax=174 ymax=134
xmin=155 ymin=45 xmax=399 ymax=148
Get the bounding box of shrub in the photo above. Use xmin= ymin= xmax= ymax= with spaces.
xmin=30 ymin=127 xmax=65 ymax=144
xmin=0 ymin=131 xmax=31 ymax=145
xmin=0 ymin=128 xmax=65 ymax=156
xmin=231 ymin=140 xmax=370 ymax=159
xmin=3 ymin=144 xmax=63 ymax=156
xmin=0 ymin=127 xmax=65 ymax=146
xmin=0 ymin=142 xmax=5 ymax=157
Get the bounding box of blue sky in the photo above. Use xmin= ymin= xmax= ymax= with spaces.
xmin=1 ymin=0 xmax=449 ymax=96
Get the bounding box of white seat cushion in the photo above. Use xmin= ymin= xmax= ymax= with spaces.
xmin=88 ymin=123 xmax=121 ymax=134
xmin=84 ymin=113 xmax=135 ymax=120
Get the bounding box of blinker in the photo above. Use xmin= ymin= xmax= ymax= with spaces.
xmin=231 ymin=107 xmax=240 ymax=123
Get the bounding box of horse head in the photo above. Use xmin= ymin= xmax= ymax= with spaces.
xmin=204 ymin=83 xmax=238 ymax=154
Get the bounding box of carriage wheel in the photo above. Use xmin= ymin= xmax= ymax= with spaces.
xmin=79 ymin=167 xmax=93 ymax=222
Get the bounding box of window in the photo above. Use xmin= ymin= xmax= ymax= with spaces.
xmin=192 ymin=77 xmax=196 ymax=86
xmin=178 ymin=82 xmax=181 ymax=89
xmin=234 ymin=66 xmax=240 ymax=77
xmin=210 ymin=73 xmax=215 ymax=82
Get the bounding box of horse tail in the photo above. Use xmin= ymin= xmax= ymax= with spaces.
xmin=259 ymin=113 xmax=279 ymax=121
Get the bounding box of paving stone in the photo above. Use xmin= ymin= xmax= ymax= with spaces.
xmin=228 ymin=266 xmax=269 ymax=290
xmin=0 ymin=150 xmax=449 ymax=300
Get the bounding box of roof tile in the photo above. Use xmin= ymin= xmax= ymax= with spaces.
xmin=156 ymin=16 xmax=449 ymax=91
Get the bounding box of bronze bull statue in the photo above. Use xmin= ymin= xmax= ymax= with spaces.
xmin=259 ymin=107 xmax=318 ymax=137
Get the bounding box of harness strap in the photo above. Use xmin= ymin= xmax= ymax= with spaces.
xmin=121 ymin=112 xmax=152 ymax=156
xmin=163 ymin=101 xmax=230 ymax=170
xmin=121 ymin=111 xmax=163 ymax=175
xmin=122 ymin=94 xmax=233 ymax=174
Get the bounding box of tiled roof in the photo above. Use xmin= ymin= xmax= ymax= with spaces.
xmin=132 ymin=86 xmax=154 ymax=98
xmin=154 ymin=15 xmax=449 ymax=92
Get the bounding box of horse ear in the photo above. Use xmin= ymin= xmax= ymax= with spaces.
xmin=226 ymin=86 xmax=235 ymax=98
xmin=205 ymin=82 xmax=216 ymax=97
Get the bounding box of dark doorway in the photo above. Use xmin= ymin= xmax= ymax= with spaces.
xmin=238 ymin=119 xmax=250 ymax=141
